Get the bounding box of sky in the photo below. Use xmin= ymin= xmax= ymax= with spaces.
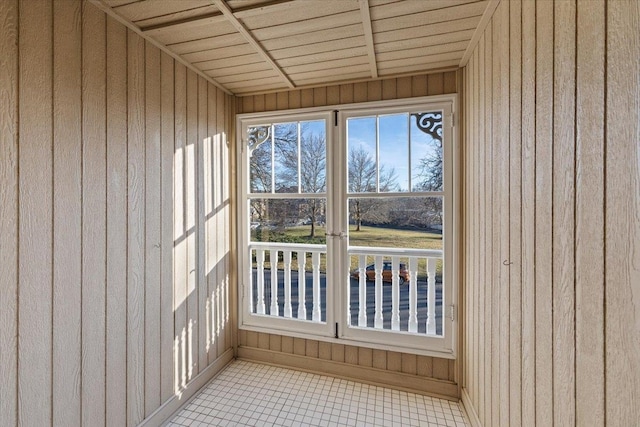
xmin=250 ymin=115 xmax=441 ymax=193
xmin=346 ymin=112 xmax=441 ymax=192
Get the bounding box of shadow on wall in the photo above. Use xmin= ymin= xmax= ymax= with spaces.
xmin=173 ymin=132 xmax=232 ymax=398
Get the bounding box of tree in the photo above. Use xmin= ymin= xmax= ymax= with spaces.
xmin=250 ymin=123 xmax=327 ymax=238
xmin=249 ymin=136 xmax=272 ymax=193
xmin=415 ymin=138 xmax=444 ymax=227
xmin=416 ymin=138 xmax=443 ymax=191
xmin=348 ymin=146 xmax=398 ymax=231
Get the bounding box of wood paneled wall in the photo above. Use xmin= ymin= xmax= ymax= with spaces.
xmin=0 ymin=1 xmax=234 ymax=426
xmin=236 ymin=71 xmax=460 ymax=399
xmin=237 ymin=71 xmax=457 ymax=113
xmin=461 ymin=0 xmax=640 ymax=426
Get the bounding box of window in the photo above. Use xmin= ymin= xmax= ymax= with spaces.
xmin=237 ymin=96 xmax=458 ymax=358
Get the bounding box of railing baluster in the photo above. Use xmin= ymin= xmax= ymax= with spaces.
xmin=374 ymin=255 xmax=383 ymax=329
xmin=248 ymin=249 xmax=254 ymax=314
xmin=283 ymin=250 xmax=292 ymax=318
xmin=256 ymin=249 xmax=265 ymax=314
xmin=408 ymin=257 xmax=418 ymax=333
xmin=391 ymin=256 xmax=400 ymax=330
xmin=346 ymin=260 xmax=351 ymax=326
xmin=297 ymin=251 xmax=306 ymax=320
xmin=270 ymin=249 xmax=279 ymax=316
xmin=312 ymin=252 xmax=321 ymax=322
xmin=358 ymin=255 xmax=367 ymax=327
xmin=426 ymin=257 xmax=437 ymax=335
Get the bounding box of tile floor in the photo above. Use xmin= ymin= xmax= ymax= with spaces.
xmin=167 ymin=360 xmax=469 ymax=427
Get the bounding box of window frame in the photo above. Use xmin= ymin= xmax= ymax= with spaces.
xmin=236 ymin=95 xmax=459 ymax=359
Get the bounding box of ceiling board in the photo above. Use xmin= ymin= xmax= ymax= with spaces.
xmin=185 ymin=43 xmax=257 ymax=63
xmin=270 ymin=37 xmax=365 ymax=60
xmin=251 ymin=10 xmax=362 ymax=40
xmin=283 ymin=56 xmax=370 ymax=75
xmin=377 ymin=41 xmax=469 ymax=62
xmin=99 ymin=0 xmax=498 ymax=95
xmin=204 ymin=62 xmax=274 ymax=78
xmin=373 ymin=2 xmax=487 ymax=32
xmin=276 ymin=47 xmax=370 ymax=68
xmin=136 ymin=7 xmax=219 ymax=29
xmin=369 ymin=0 xmax=482 ymax=20
xmin=378 ymin=60 xmax=461 ymax=76
xmin=215 ymin=69 xmax=281 ymax=84
xmin=378 ymin=52 xmax=464 ymax=71
xmin=239 ymin=1 xmax=359 ymax=30
xmin=374 ymin=15 xmax=480 ymax=43
xmin=103 ymin=0 xmax=141 ymax=7
xmin=225 ymin=80 xmax=290 ymax=93
xmin=293 ymin=70 xmax=373 ymax=87
xmin=146 ymin=17 xmax=235 ymax=45
xmin=376 ymin=29 xmax=475 ymax=52
xmin=112 ymin=0 xmax=215 ymax=23
xmin=167 ymin=33 xmax=247 ymax=55
xmin=260 ymin=24 xmax=364 ymax=51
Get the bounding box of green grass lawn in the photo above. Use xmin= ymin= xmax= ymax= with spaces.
xmin=252 ymin=224 xmax=443 ymax=278
xmin=347 ymin=225 xmax=442 ymax=250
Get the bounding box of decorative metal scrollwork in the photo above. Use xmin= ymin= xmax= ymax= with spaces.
xmin=247 ymin=125 xmax=271 ymax=152
xmin=411 ymin=112 xmax=442 ymax=141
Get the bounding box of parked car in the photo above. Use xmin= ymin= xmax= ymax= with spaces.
xmin=351 ymin=261 xmax=410 ymax=284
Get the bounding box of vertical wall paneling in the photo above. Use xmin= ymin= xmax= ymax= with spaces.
xmin=127 ymin=28 xmax=146 ymax=426
xmin=52 ymin=0 xmax=82 ymax=425
xmin=476 ymin=34 xmax=486 ymax=424
xmin=463 ymin=0 xmax=639 ymax=425
xmin=470 ymin=47 xmax=479 ymax=415
xmin=0 ymin=0 xmax=18 ymax=425
xmin=552 ymin=1 xmax=576 ymax=426
xmin=18 ymin=0 xmax=53 ymax=425
xmin=106 ymin=15 xmax=128 ymax=427
xmin=462 ymin=62 xmax=470 ymax=409
xmin=520 ymin=0 xmax=536 ymax=422
xmin=3 ymin=3 xmax=234 ymax=425
xmin=508 ymin=1 xmax=522 ymax=425
xmin=217 ymin=88 xmax=228 ymax=357
xmin=206 ymin=83 xmax=218 ymax=364
xmin=288 ymin=89 xmax=301 ymax=109
xmin=160 ymin=50 xmax=176 ymax=405
xmin=534 ymin=1 xmax=554 ymax=424
xmin=197 ymin=76 xmax=208 ymax=372
xmin=575 ymin=0 xmax=605 ymax=425
xmin=300 ymin=89 xmax=313 ymax=108
xmin=82 ymin=4 xmax=107 ymax=425
xmin=174 ymin=61 xmax=188 ymax=394
xmin=226 ymin=94 xmax=238 ymax=348
xmin=605 ymin=0 xmax=640 ymax=425
xmin=496 ymin=3 xmax=511 ymax=424
xmin=483 ymin=26 xmax=494 ymax=427
xmin=144 ymin=40 xmax=162 ymax=416
xmin=186 ymin=69 xmax=199 ymax=380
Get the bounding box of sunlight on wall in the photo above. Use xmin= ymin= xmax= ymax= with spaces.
xmin=173 ymin=129 xmax=230 ymax=397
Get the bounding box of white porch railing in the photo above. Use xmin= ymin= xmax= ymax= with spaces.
xmin=348 ymin=246 xmax=443 ymax=335
xmin=248 ymin=242 xmax=443 ymax=336
xmin=249 ymin=242 xmax=327 ymax=323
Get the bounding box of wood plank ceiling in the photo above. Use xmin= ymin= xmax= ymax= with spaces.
xmin=95 ymin=0 xmax=493 ymax=95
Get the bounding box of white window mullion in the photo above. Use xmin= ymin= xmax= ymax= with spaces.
xmin=297 ymin=122 xmax=301 ymax=192
xmin=270 ymin=125 xmax=275 ymax=194
xmin=375 ymin=116 xmax=380 ymax=192
xmin=407 ymin=113 xmax=412 ymax=191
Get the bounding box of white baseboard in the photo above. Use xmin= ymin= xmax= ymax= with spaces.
xmin=138 ymin=348 xmax=234 ymax=427
xmin=237 ymin=346 xmax=459 ymax=401
xmin=461 ymin=387 xmax=482 ymax=427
